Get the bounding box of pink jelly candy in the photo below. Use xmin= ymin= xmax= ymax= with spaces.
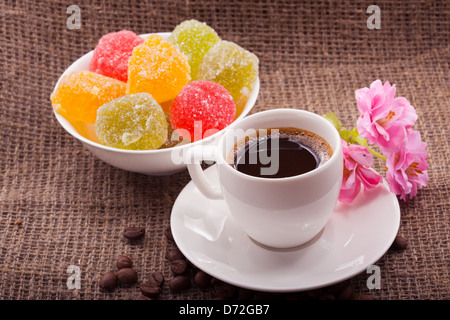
xmin=170 ymin=80 xmax=236 ymax=142
xmin=89 ymin=30 xmax=144 ymax=82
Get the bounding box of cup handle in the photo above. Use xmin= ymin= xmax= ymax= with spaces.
xmin=187 ymin=146 xmax=224 ymax=200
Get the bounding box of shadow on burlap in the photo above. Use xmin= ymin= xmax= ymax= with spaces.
xmin=0 ymin=0 xmax=448 ymax=299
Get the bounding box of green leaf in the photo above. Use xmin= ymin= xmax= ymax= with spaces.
xmin=322 ymin=112 xmax=386 ymax=161
xmin=322 ymin=112 xmax=342 ymax=130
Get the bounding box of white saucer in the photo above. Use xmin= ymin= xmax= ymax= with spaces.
xmin=170 ymin=165 xmax=400 ymax=292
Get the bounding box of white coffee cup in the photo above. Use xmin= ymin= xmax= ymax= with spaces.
xmin=187 ymin=108 xmax=343 ymax=248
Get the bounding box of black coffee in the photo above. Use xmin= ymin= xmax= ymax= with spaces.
xmin=229 ymin=127 xmax=333 ymax=178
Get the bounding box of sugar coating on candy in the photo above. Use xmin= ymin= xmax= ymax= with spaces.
xmin=168 ymin=19 xmax=221 ymax=80
xmin=127 ymin=35 xmax=191 ymax=104
xmin=89 ymin=30 xmax=144 ymax=82
xmin=51 ymin=71 xmax=126 ymax=124
xmin=170 ymin=80 xmax=236 ymax=142
xmin=95 ymin=93 xmax=168 ymax=150
xmin=197 ymin=40 xmax=259 ymax=117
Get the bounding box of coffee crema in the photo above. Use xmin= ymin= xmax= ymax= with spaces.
xmin=228 ymin=127 xmax=333 ymax=178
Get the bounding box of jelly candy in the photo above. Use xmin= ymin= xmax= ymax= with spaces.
xmin=89 ymin=30 xmax=144 ymax=82
xmin=51 ymin=71 xmax=126 ymax=124
xmin=197 ymin=40 xmax=259 ymax=117
xmin=95 ymin=93 xmax=168 ymax=150
xmin=170 ymin=80 xmax=236 ymax=142
xmin=168 ymin=19 xmax=221 ymax=80
xmin=127 ymin=35 xmax=191 ymax=104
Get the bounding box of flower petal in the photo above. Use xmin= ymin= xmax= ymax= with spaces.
xmin=357 ymin=166 xmax=383 ymax=189
xmin=343 ymin=169 xmax=357 ymax=188
xmin=377 ymin=123 xmax=407 ymax=153
xmin=392 ymin=97 xmax=417 ymax=128
xmin=339 ymin=183 xmax=362 ymax=203
xmin=348 ymin=145 xmax=373 ymax=167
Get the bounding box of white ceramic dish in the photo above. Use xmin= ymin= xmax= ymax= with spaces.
xmin=171 ymin=165 xmax=400 ymax=292
xmin=52 ymin=32 xmax=259 ymax=175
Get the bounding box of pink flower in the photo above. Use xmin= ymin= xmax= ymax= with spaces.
xmin=356 ymin=80 xmax=417 ymax=153
xmin=339 ymin=140 xmax=383 ymax=203
xmin=385 ymin=129 xmax=429 ymax=200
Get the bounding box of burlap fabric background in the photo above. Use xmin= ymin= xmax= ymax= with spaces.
xmin=0 ymin=0 xmax=448 ymax=300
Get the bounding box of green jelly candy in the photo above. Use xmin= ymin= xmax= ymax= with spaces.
xmin=95 ymin=93 xmax=168 ymax=150
xmin=168 ymin=19 xmax=221 ymax=80
xmin=197 ymin=40 xmax=259 ymax=117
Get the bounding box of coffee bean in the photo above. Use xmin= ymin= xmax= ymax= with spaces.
xmin=140 ymin=283 xmax=162 ymax=299
xmin=336 ymin=285 xmax=354 ymax=300
xmin=194 ymin=270 xmax=212 ymax=289
xmin=164 ymin=226 xmax=174 ymax=242
xmin=123 ymin=227 xmax=145 ymax=240
xmin=391 ymin=235 xmax=408 ymax=250
xmin=169 ymin=275 xmax=191 ymax=293
xmin=99 ymin=271 xmax=117 ymax=291
xmin=116 ymin=255 xmax=133 ymax=269
xmin=148 ymin=271 xmax=165 ymax=287
xmin=166 ymin=248 xmax=185 ymax=261
xmin=117 ymin=268 xmax=138 ymax=285
xmin=170 ymin=259 xmax=188 ymax=275
xmin=212 ymin=279 xmax=237 ymax=299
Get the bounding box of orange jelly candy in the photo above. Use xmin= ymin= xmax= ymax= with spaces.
xmin=51 ymin=71 xmax=126 ymax=124
xmin=126 ymin=35 xmax=191 ymax=104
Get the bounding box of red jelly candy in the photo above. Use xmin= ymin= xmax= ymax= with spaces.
xmin=170 ymin=80 xmax=236 ymax=142
xmin=89 ymin=30 xmax=144 ymax=82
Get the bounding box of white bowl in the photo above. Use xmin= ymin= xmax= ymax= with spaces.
xmin=52 ymin=32 xmax=259 ymax=175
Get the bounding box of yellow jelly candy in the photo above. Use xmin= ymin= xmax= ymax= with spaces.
xmin=51 ymin=71 xmax=126 ymax=124
xmin=95 ymin=93 xmax=168 ymax=150
xmin=168 ymin=19 xmax=221 ymax=80
xmin=126 ymin=35 xmax=191 ymax=104
xmin=197 ymin=40 xmax=259 ymax=117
